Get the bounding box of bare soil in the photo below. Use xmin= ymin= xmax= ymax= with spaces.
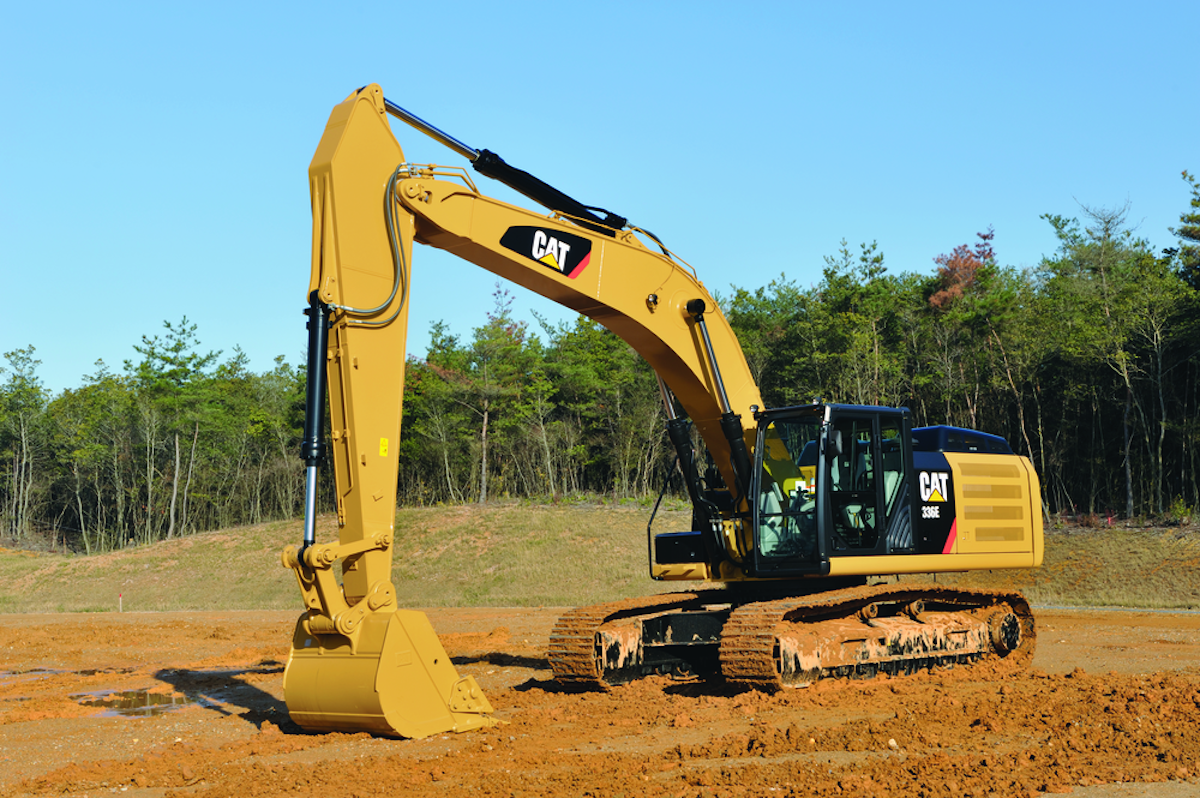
xmin=2 ymin=606 xmax=1199 ymax=798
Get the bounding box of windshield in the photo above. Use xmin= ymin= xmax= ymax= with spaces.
xmin=757 ymin=415 xmax=822 ymax=561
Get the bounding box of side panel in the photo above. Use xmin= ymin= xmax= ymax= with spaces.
xmin=947 ymin=453 xmax=1038 ymax=555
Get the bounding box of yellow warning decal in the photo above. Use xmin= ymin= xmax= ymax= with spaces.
xmin=379 ymin=438 xmax=389 ymax=457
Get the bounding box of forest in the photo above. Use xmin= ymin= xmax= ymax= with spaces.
xmin=3 ymin=172 xmax=1199 ymax=554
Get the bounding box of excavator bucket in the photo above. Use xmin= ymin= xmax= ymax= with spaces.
xmin=283 ymin=609 xmax=495 ymax=738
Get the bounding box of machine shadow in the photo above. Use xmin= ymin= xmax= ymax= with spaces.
xmin=505 ymin=669 xmax=751 ymax=697
xmin=450 ymin=652 xmax=548 ymax=670
xmin=450 ymin=652 xmax=592 ymax=695
xmin=153 ymin=663 xmax=302 ymax=732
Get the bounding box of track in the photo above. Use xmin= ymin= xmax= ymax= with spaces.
xmin=547 ymin=591 xmax=708 ymax=688
xmin=549 ymin=584 xmax=1036 ymax=690
xmin=719 ymin=583 xmax=1035 ymax=689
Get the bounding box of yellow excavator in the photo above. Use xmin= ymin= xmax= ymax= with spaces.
xmin=281 ymin=84 xmax=1043 ymax=739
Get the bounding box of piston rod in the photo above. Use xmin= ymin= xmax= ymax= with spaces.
xmin=383 ymin=98 xmax=479 ymax=161
xmin=686 ymin=299 xmax=732 ymax=415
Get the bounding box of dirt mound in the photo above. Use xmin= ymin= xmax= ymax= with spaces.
xmin=2 ymin=608 xmax=1198 ymax=797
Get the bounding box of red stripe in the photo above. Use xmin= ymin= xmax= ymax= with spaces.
xmin=567 ymin=252 xmax=591 ymax=279
xmin=942 ymin=519 xmax=958 ymax=554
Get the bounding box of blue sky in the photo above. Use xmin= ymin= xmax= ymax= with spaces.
xmin=4 ymin=2 xmax=1196 ymax=394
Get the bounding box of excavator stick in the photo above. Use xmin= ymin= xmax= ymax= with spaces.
xmin=280 ymin=84 xmax=496 ymax=738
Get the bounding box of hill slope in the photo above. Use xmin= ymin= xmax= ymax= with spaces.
xmin=1 ymin=504 xmax=1198 ymax=613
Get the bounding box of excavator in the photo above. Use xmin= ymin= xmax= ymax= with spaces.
xmin=281 ymin=84 xmax=1043 ymax=739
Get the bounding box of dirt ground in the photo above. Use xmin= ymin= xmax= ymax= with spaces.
xmin=2 ymin=606 xmax=1199 ymax=798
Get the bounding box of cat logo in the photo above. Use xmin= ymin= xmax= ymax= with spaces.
xmin=531 ymin=230 xmax=570 ymax=268
xmin=499 ymin=226 xmax=592 ymax=279
xmin=919 ymin=471 xmax=950 ymax=503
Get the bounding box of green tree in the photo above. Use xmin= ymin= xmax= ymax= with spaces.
xmin=1039 ymin=205 xmax=1160 ymax=517
xmin=1168 ymin=169 xmax=1200 ymax=291
xmin=0 ymin=347 xmax=49 ymax=540
xmin=48 ymin=381 xmax=109 ymax=553
xmin=125 ymin=317 xmax=219 ymax=540
xmin=818 ymin=241 xmax=908 ymax=407
xmin=1164 ymin=170 xmax=1200 ymax=507
xmin=242 ymin=356 xmax=304 ymax=522
xmin=723 ymin=275 xmax=822 ymax=407
xmin=544 ymin=316 xmax=664 ymax=497
xmin=406 ymin=330 xmax=473 ymax=503
xmin=428 ymin=288 xmax=535 ymax=503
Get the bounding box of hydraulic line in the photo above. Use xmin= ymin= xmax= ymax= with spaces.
xmin=687 ymin=299 xmax=752 ymax=500
xmin=327 ymin=166 xmax=410 ymax=327
xmin=382 ymin=96 xmax=627 ymax=236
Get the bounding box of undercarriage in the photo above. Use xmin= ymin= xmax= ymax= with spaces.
xmin=548 ymin=583 xmax=1035 ymax=691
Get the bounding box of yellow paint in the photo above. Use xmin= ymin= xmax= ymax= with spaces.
xmin=945 ymin=452 xmax=1041 ymax=555
xmin=284 ymin=83 xmax=1048 ymax=737
xmin=827 ymin=551 xmax=1039 ymax=577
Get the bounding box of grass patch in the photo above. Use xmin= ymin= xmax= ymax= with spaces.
xmin=388 ymin=503 xmax=679 ymax=607
xmin=0 ymin=505 xmax=1196 ymax=613
xmin=0 ymin=519 xmax=303 ymax=614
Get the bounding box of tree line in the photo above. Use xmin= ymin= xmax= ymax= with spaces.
xmin=3 ymin=172 xmax=1198 ymax=552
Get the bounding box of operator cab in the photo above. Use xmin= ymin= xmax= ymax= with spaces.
xmin=651 ymin=403 xmax=1025 ymax=581
xmin=747 ymin=403 xmax=914 ymax=578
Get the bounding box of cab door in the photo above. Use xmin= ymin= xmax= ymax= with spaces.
xmin=822 ymin=407 xmax=914 ymax=556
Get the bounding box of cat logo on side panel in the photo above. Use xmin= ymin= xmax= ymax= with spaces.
xmin=919 ymin=471 xmax=949 ymax=503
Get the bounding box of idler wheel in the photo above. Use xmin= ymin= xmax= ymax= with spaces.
xmin=990 ymin=611 xmax=1022 ymax=654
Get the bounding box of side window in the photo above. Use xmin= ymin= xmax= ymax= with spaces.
xmin=880 ymin=418 xmax=904 ymax=515
xmin=829 ymin=418 xmax=877 ymax=549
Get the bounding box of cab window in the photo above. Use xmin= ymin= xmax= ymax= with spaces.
xmin=757 ymin=417 xmax=820 ymax=561
xmin=829 ymin=417 xmax=877 ymax=549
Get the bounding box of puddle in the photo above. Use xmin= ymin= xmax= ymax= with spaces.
xmin=63 ymin=666 xmax=277 ymax=718
xmin=79 ymin=667 xmax=135 ymax=677
xmin=0 ymin=667 xmax=70 ymax=691
xmin=0 ymin=667 xmax=60 ymax=685
xmin=1 ymin=666 xmax=134 ymax=688
xmin=72 ymin=689 xmax=220 ymax=717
